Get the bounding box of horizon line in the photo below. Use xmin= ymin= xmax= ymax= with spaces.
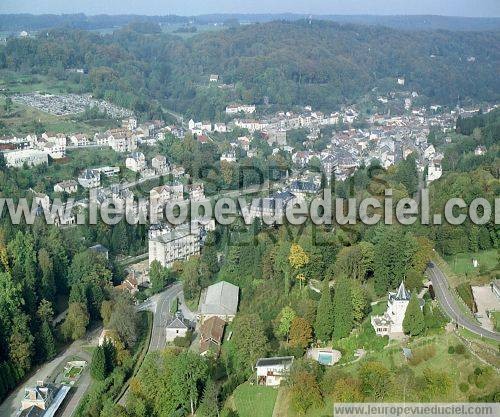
xmin=0 ymin=12 xmax=500 ymax=19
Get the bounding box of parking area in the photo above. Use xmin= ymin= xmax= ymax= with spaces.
xmin=471 ymin=285 xmax=500 ymax=331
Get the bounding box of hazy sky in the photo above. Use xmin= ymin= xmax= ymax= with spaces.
xmin=1 ymin=0 xmax=500 ymax=17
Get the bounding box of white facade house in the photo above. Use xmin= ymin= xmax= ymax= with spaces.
xmin=214 ymin=123 xmax=227 ymax=133
xmin=54 ymin=180 xmax=78 ymax=194
xmin=69 ymin=133 xmax=88 ymax=147
xmin=187 ymin=183 xmax=205 ymax=201
xmin=423 ymin=144 xmax=436 ymax=160
xmin=226 ymin=104 xmax=256 ymax=115
xmin=108 ymin=132 xmax=137 ymax=153
xmin=220 ymin=153 xmax=237 ymax=163
xmin=122 ymin=117 xmax=137 ymax=130
xmin=41 ymin=133 xmax=67 ymax=158
xmin=201 ymin=121 xmax=212 ymax=132
xmin=3 ymin=149 xmax=48 ymax=168
xmin=371 ymin=282 xmax=423 ymax=337
xmin=78 ymin=169 xmax=100 ymax=188
xmin=151 ymin=155 xmax=169 ymax=174
xmin=42 ymin=142 xmax=66 ymax=159
xmin=427 ymin=160 xmax=443 ymax=184
xmin=148 ymin=224 xmax=201 ymax=268
xmin=150 ymin=183 xmax=184 ymax=208
xmin=125 ymin=152 xmax=146 ymax=172
xmin=256 ymin=356 xmax=294 ymax=387
xmin=165 ymin=313 xmax=189 ymax=342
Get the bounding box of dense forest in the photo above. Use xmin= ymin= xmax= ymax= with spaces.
xmin=1 ymin=20 xmax=499 ymax=119
xmin=1 ymin=13 xmax=499 ymax=32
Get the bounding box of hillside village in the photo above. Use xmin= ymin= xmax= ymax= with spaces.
xmin=1 ymin=71 xmax=499 ymax=417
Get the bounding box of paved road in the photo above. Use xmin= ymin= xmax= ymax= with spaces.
xmin=0 ymin=328 xmax=98 ymax=417
xmin=427 ymin=262 xmax=500 ymax=341
xmin=118 ymin=282 xmax=192 ymax=406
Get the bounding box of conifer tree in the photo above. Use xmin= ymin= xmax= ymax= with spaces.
xmin=333 ymin=277 xmax=354 ymax=339
xmin=403 ymin=293 xmax=425 ymax=336
xmin=40 ymin=321 xmax=56 ymax=361
xmin=90 ymin=345 xmax=107 ymax=381
xmin=314 ymin=283 xmax=334 ymax=341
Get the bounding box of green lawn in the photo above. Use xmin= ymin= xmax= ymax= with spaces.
xmin=445 ymin=249 xmax=498 ymax=280
xmin=274 ymin=332 xmax=499 ymax=416
xmin=228 ymin=383 xmax=278 ymax=417
xmin=492 ymin=311 xmax=500 ymax=332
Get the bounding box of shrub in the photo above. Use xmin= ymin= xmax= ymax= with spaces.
xmin=408 ymin=345 xmax=436 ymax=366
xmin=448 ymin=346 xmax=455 ymax=354
xmin=456 ymin=283 xmax=477 ymax=313
xmin=459 ymin=382 xmax=469 ymax=393
xmin=455 ymin=344 xmax=466 ymax=354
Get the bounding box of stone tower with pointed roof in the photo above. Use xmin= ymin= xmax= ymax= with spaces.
xmin=371 ymin=281 xmax=420 ymax=337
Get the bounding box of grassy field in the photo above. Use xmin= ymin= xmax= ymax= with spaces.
xmin=492 ymin=311 xmax=500 ymax=332
xmin=226 ymin=383 xmax=278 ymax=417
xmin=274 ymin=332 xmax=499 ymax=416
xmin=0 ymin=70 xmax=81 ymax=94
xmin=445 ymin=249 xmax=499 ymax=282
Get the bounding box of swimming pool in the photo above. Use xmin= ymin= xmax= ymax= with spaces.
xmin=317 ymin=352 xmax=334 ymax=365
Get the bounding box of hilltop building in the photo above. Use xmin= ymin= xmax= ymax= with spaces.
xmin=371 ymin=281 xmax=423 ymax=337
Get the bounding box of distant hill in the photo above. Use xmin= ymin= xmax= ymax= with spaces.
xmin=1 ymin=20 xmax=499 ymax=118
xmin=1 ymin=13 xmax=500 ymax=32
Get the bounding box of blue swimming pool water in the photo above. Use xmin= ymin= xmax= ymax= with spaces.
xmin=317 ymin=352 xmax=333 ymax=365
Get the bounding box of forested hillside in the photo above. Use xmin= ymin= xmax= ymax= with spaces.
xmin=1 ymin=20 xmax=499 ymax=118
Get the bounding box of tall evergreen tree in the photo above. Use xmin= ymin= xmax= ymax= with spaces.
xmin=403 ymin=293 xmax=425 ymax=336
xmin=111 ymin=221 xmax=128 ymax=254
xmin=90 ymin=345 xmax=107 ymax=381
xmin=39 ymin=321 xmax=56 ymax=361
xmin=332 ymin=278 xmax=354 ymax=339
xmin=314 ymin=283 xmax=334 ymax=341
xmin=103 ymin=340 xmax=116 ymax=375
xmin=197 ymin=379 xmax=219 ymax=417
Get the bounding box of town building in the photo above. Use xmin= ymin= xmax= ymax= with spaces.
xmin=3 ymin=149 xmax=48 ymax=168
xmin=199 ymin=281 xmax=239 ymax=323
xmin=19 ymin=380 xmax=71 ymax=417
xmin=371 ymin=281 xmax=423 ymax=337
xmin=166 ymin=312 xmax=190 ymax=342
xmin=220 ymin=152 xmax=236 ymax=163
xmin=150 ymin=183 xmax=184 ymax=208
xmin=427 ymin=159 xmax=443 ymax=184
xmin=54 ymin=180 xmax=78 ymax=194
xmin=151 ymin=155 xmax=169 ymax=174
xmin=125 ymin=152 xmax=146 ymax=172
xmin=69 ymin=133 xmax=88 ymax=147
xmin=148 ymin=224 xmax=201 ymax=268
xmin=199 ymin=316 xmax=225 ymax=357
xmin=78 ymin=169 xmax=100 ymax=188
xmin=225 ymin=104 xmax=256 ymax=115
xmin=187 ymin=182 xmax=205 ymax=201
xmin=256 ymin=356 xmax=294 ymax=387
xmin=89 ymin=244 xmax=109 ymax=260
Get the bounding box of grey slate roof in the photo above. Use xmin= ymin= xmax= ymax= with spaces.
xmin=256 ymin=356 xmax=294 ymax=368
xmin=200 ymin=281 xmax=239 ymax=317
xmin=166 ymin=316 xmax=188 ymax=330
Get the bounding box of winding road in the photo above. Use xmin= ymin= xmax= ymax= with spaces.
xmin=427 ymin=261 xmax=500 ymax=341
xmin=118 ymin=282 xmax=194 ymax=406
